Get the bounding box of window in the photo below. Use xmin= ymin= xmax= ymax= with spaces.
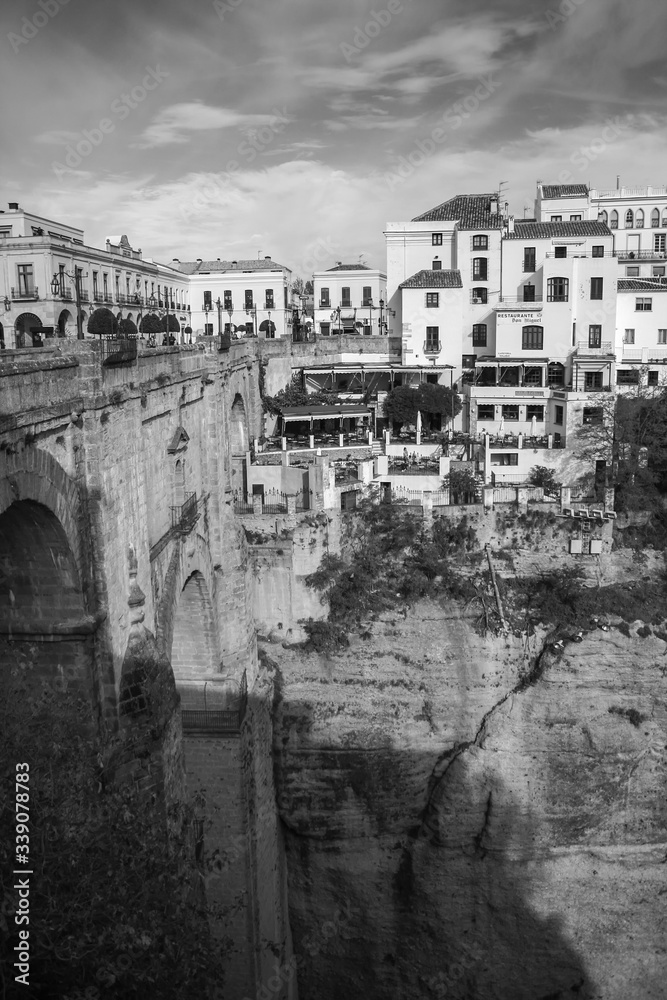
xmin=624 ymin=329 xmax=635 ymax=344
xmin=501 ymin=405 xmax=519 ymax=420
xmin=477 ymin=404 xmax=494 ymax=420
xmin=583 ymin=407 xmax=603 ymax=425
xmin=472 ymin=324 xmax=487 ymax=347
xmin=554 ymin=246 xmax=567 ymax=258
xmin=570 ymin=214 xmax=582 ymax=221
xmin=432 ymin=232 xmax=443 ymax=245
xmin=636 ymin=298 xmax=653 ymax=311
xmin=320 ymin=322 xmax=330 ymax=336
xmin=648 ymin=370 xmax=659 ymax=385
xmin=588 ymin=325 xmax=602 ymax=347
xmin=652 ymin=266 xmax=666 ymax=277
xmin=93 ymin=271 xmax=98 ymax=296
xmin=472 ymin=257 xmax=488 ymax=280
xmin=491 ymin=453 xmax=519 ymax=466
xmin=224 ymin=289 xmax=232 ymax=309
xmin=654 ymin=234 xmax=666 ymax=253
xmin=265 ymin=288 xmax=274 ymax=309
xmin=659 ymin=329 xmax=667 ymax=344
xmin=472 ymin=235 xmax=488 ymax=249
xmin=548 ymin=362 xmax=565 ymax=385
xmin=462 ymin=354 xmax=477 ymax=368
xmin=610 ymin=210 xmax=619 ymax=229
xmin=652 ymin=208 xmax=661 ymax=228
xmin=550 ymin=215 xmax=562 ymax=222
xmin=592 ymin=245 xmax=605 ymax=257
xmin=362 ymin=286 xmax=372 ymax=306
xmin=432 ymin=259 xmax=442 ymax=270
xmin=524 ymin=366 xmax=543 ymax=386
xmin=471 ymin=287 xmax=488 ymax=304
xmin=526 ymin=405 xmax=544 ymax=421
xmin=426 ymin=292 xmax=439 ymax=307
xmin=341 ymin=287 xmax=351 ymax=306
xmin=555 ymin=405 xmax=564 ymax=425
xmin=617 ymin=369 xmax=640 ymax=384
xmin=204 ymin=323 xmax=213 ymax=335
xmin=523 ymin=247 xmax=536 ymax=271
xmin=625 ymin=209 xmax=634 ymax=228
xmin=584 ymin=372 xmax=603 ymax=390
xmin=426 ymin=373 xmax=438 ymax=384
xmin=590 ymin=277 xmax=603 ymax=300
xmin=598 ymin=211 xmax=608 ymax=225
xmin=320 ymin=287 xmax=330 ymax=307
xmin=425 ymin=326 xmax=440 ymax=351
xmin=626 ymin=266 xmax=640 ymax=277
xmin=547 ymin=277 xmax=569 ymax=302
xmin=203 ymin=290 xmax=212 ymax=309
xmin=103 ymin=273 xmax=108 ymax=295
xmin=636 ymin=209 xmax=645 ymax=229
xmin=522 ymin=325 xmax=544 ymax=350
xmin=17 ymin=264 xmax=34 ymax=295
xmin=244 ymin=289 xmax=253 ymax=309
xmin=523 ymin=284 xmax=536 ymax=302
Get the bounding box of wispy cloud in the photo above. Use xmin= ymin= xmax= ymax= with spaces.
xmin=132 ymin=101 xmax=290 ymax=148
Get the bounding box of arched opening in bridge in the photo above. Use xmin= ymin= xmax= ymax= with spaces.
xmin=171 ymin=571 xmax=220 ymax=680
xmin=58 ymin=309 xmax=72 ymax=338
xmin=230 ymin=394 xmax=248 ymax=456
xmin=0 ymin=499 xmax=91 ymax=694
xmin=14 ymin=312 xmax=43 ymax=348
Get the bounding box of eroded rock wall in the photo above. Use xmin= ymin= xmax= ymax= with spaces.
xmin=267 ymin=604 xmax=667 ymax=1000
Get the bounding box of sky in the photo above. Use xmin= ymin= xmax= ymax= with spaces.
xmin=2 ymin=0 xmax=667 ymax=276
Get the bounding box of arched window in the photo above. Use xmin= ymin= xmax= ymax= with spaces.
xmin=662 ymin=209 xmax=667 ymax=228
xmin=471 ymin=287 xmax=488 ymax=304
xmin=652 ymin=208 xmax=660 ymax=228
xmin=472 ymin=324 xmax=487 ymax=347
xmin=547 ymin=362 xmax=565 ymax=385
xmin=636 ymin=209 xmax=644 ymax=229
xmin=598 ymin=210 xmax=608 ymax=225
xmin=522 ymin=325 xmax=543 ymax=350
xmin=625 ymin=209 xmax=634 ymax=228
xmin=610 ymin=210 xmax=619 ymax=230
xmin=547 ymin=277 xmax=569 ymax=302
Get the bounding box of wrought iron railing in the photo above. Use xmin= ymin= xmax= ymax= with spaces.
xmin=617 ymin=249 xmax=667 ymax=260
xmin=181 ymin=670 xmax=247 ymax=733
xmin=11 ymin=286 xmax=39 ymax=300
xmin=171 ymin=491 xmax=197 ymax=529
xmin=100 ymin=335 xmax=138 ymax=365
xmin=423 ymin=340 xmax=441 ymax=354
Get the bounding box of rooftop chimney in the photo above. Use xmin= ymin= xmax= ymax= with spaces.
xmin=490 ymin=199 xmax=498 ymax=214
xmin=265 ymin=255 xmax=271 ymax=260
xmin=8 ymin=202 xmax=19 ymax=211
xmin=172 ymin=257 xmax=180 ymax=263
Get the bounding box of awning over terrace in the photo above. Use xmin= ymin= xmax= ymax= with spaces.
xmin=281 ymin=404 xmax=372 ymax=424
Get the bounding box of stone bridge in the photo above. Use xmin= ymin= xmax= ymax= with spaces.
xmin=0 ymin=338 xmax=294 ymax=999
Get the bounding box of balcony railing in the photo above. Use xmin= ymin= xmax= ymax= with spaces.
xmin=11 ymin=286 xmax=39 ymax=300
xmin=496 ymin=296 xmax=543 ymax=305
xmin=100 ymin=335 xmax=138 ymax=366
xmin=103 ymin=293 xmax=113 ymax=303
xmin=576 ymin=341 xmax=613 ymax=355
xmin=618 ymin=250 xmax=667 ymax=260
xmin=58 ymin=289 xmax=74 ymax=301
xmin=171 ymin=491 xmax=197 ymax=530
xmin=423 ymin=340 xmax=441 ymax=354
xmin=180 ymin=670 xmax=247 ymax=733
xmin=79 ymin=290 xmax=89 ymax=302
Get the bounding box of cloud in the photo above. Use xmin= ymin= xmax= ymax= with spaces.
xmin=132 ymin=101 xmax=291 ymax=148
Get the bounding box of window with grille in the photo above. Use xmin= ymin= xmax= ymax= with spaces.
xmin=526 ymin=405 xmax=544 ymax=420
xmin=584 ymin=372 xmax=603 ymax=389
xmin=477 ymin=404 xmax=494 ymax=420
xmin=265 ymin=288 xmax=274 ymax=308
xmin=472 ymin=257 xmax=488 ymax=280
xmin=244 ymin=289 xmax=253 ymax=309
xmin=17 ymin=264 xmax=34 ymax=295
xmin=554 ymin=246 xmax=567 ymax=259
xmin=522 ymin=325 xmax=543 ymax=350
xmin=472 ymin=324 xmax=487 ymax=347
xmin=432 ymin=259 xmax=442 ymax=270
xmin=547 ymin=277 xmax=569 ymax=302
xmin=472 ymin=235 xmax=488 ymax=249
xmin=610 ymin=211 xmax=618 ymax=229
xmin=636 ymin=298 xmax=652 ymax=311
xmin=590 ymin=277 xmax=603 ymax=300
xmin=636 ymin=209 xmax=645 ymax=229
xmin=362 ymin=286 xmax=372 ymax=306
xmin=617 ymin=369 xmax=640 ymax=384
xmin=426 ymin=292 xmax=439 ymax=307
xmin=592 ymin=245 xmax=605 ymax=257
xmin=224 ymin=290 xmax=232 ymax=309
xmin=471 ymin=287 xmax=487 ymax=304
xmin=501 ymin=405 xmax=519 ymax=420
xmin=550 ymin=216 xmax=562 ymax=222
xmin=652 ymin=209 xmax=661 ymax=228
xmin=341 ymin=287 xmax=351 ymax=306
xmin=320 ymin=287 xmax=330 ymax=306
xmin=425 ymin=326 xmax=439 ymax=350
xmin=588 ymin=325 xmax=602 ymax=347
xmin=625 ymin=209 xmax=634 ymax=228
xmin=523 ymin=284 xmax=536 ymax=302
xmin=523 ymin=247 xmax=536 ymax=272
xmin=648 ymin=370 xmax=659 ymax=385
xmin=524 ymin=366 xmax=543 ymax=386
xmin=624 ymin=329 xmax=635 ymax=344
xmin=203 ymin=290 xmax=212 ymax=308
xmin=432 ymin=233 xmax=442 ymax=245
xmin=548 ymin=363 xmax=565 ymax=385
xmin=654 ymin=234 xmax=666 ymax=253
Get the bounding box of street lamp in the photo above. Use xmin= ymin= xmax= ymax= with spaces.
xmin=149 ymin=294 xmax=174 ymax=344
xmin=51 ymin=270 xmax=83 ymax=339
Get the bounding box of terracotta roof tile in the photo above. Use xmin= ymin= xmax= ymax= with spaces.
xmin=399 ymin=269 xmax=463 ymax=289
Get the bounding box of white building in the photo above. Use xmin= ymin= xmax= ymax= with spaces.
xmin=312 ymin=263 xmax=387 ymax=337
xmin=178 ymin=257 xmax=292 ymax=339
xmin=0 ymin=203 xmax=190 ymax=348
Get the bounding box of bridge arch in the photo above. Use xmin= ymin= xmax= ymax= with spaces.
xmin=171 ymin=570 xmax=221 ymax=680
xmin=230 ymin=393 xmax=248 ymax=456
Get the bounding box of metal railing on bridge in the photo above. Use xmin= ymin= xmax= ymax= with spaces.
xmin=181 ymin=671 xmax=248 ymax=734
xmin=171 ymin=491 xmax=197 ymax=530
xmin=100 ymin=335 xmax=138 ymax=365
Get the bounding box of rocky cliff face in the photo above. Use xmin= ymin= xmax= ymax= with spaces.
xmin=265 ymin=602 xmax=667 ymax=1000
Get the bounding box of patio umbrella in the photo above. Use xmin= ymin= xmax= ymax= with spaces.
xmin=498 ymin=416 xmax=505 ymax=436
xmin=530 ymin=415 xmax=537 ymax=436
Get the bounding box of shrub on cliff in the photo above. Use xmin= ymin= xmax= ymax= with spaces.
xmin=87 ymin=307 xmax=118 ymax=338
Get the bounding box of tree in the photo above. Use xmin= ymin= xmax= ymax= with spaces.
xmin=383 ymin=385 xmax=420 ymax=432
xmin=417 ymin=383 xmax=462 ymax=429
xmin=160 ymin=314 xmax=180 ymax=334
xmin=442 ymin=468 xmax=478 ymax=504
xmin=119 ymin=318 xmax=138 ymax=338
xmin=528 ymin=466 xmax=561 ymax=496
xmin=140 ymin=313 xmax=162 ymax=335
xmin=291 ymin=277 xmax=305 ymax=296
xmin=87 ymin=307 xmax=118 ymax=338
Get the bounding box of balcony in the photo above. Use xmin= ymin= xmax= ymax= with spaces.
xmin=103 ymin=293 xmax=113 ymax=304
xmin=58 ymin=289 xmax=74 ymax=302
xmin=495 ymin=296 xmax=543 ymax=308
xmin=171 ymin=492 xmax=198 ymax=531
xmin=11 ymin=286 xmax=39 ymax=301
xmin=79 ymin=290 xmax=89 ymax=302
xmin=622 ymin=346 xmax=667 ymax=362
xmin=423 ymin=340 xmax=441 ymax=355
xmin=576 ymin=341 xmax=613 ymax=355
xmin=617 ymin=249 xmax=667 ymax=261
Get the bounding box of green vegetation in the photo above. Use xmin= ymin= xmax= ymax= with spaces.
xmin=263 ymin=373 xmax=345 ymax=415
xmin=382 ymin=383 xmax=462 ymax=434
xmin=528 ymin=466 xmax=561 ymax=495
xmin=87 ymin=307 xmax=118 ymax=338
xmin=0 ymin=660 xmax=224 ymax=999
